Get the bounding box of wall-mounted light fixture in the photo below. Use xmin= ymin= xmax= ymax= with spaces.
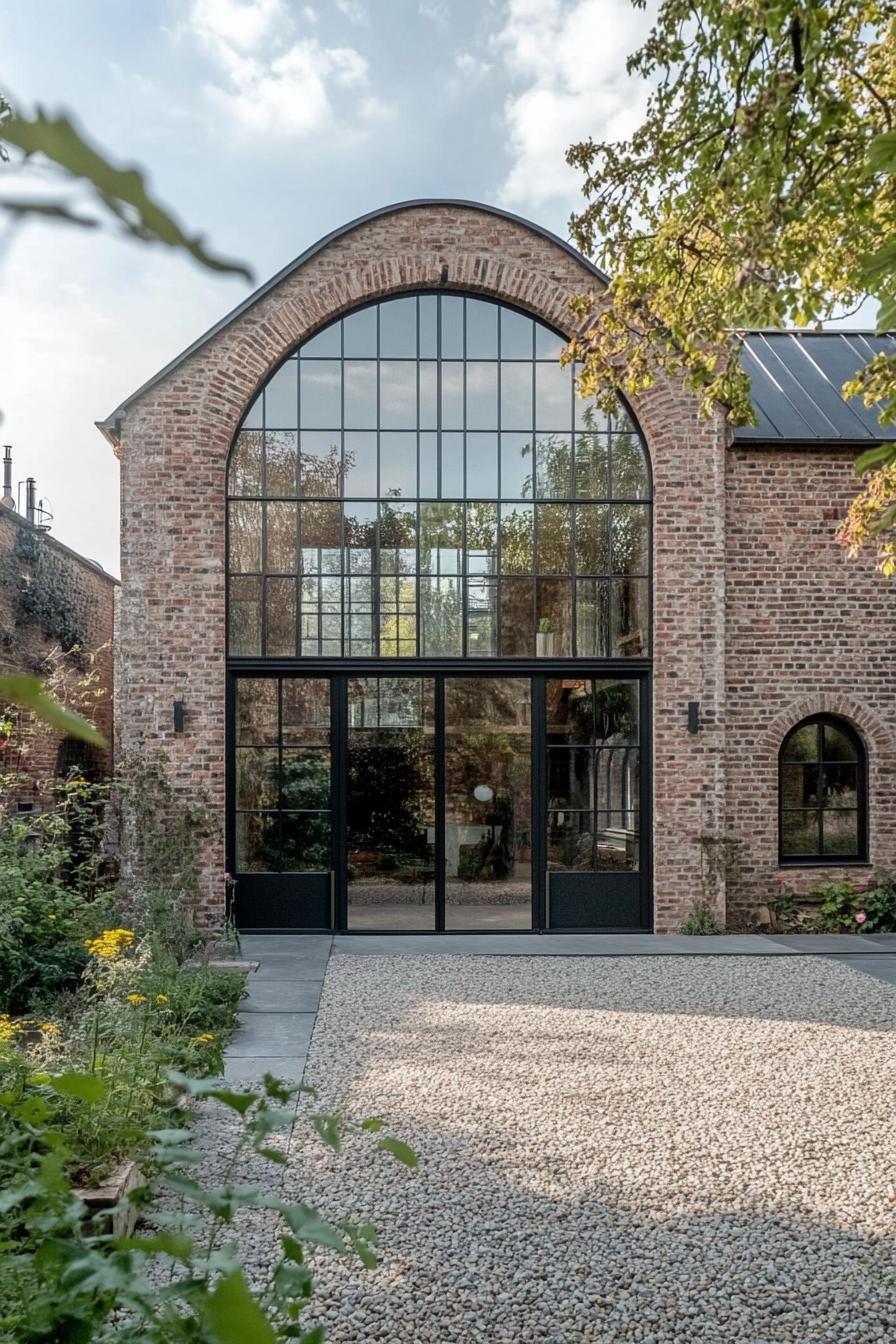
xmin=173 ymin=700 xmax=185 ymax=733
xmin=687 ymin=701 xmax=701 ymax=734
xmin=439 ymin=263 xmax=449 ymax=285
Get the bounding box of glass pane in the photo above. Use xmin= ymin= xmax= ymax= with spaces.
xmin=380 ymin=432 xmax=417 ymax=497
xmin=500 ymin=503 xmax=533 ymax=573
xmin=535 ymin=362 xmax=572 ymax=429
xmin=229 ymin=576 xmax=262 ymax=655
xmin=781 ymin=810 xmax=820 ymax=856
xmin=535 ymin=435 xmax=572 ymax=498
xmin=343 ymin=431 xmax=377 ymax=496
xmin=596 ymin=811 xmax=638 ymax=871
xmin=466 ymin=362 xmax=498 ymax=429
xmin=500 ymin=576 xmax=534 ymax=655
xmin=575 ymin=396 xmax=610 ymax=433
xmin=467 ymin=578 xmax=497 ymax=656
xmin=421 ymin=500 xmax=462 ymax=564
xmin=466 ymin=299 xmax=499 ymax=358
xmin=444 ymin=677 xmax=532 ymax=930
xmin=465 ymin=433 xmax=498 ymax=497
xmin=612 ymin=432 xmax=649 ymax=498
xmin=596 ymin=743 xmax=640 ymax=815
xmin=419 ymin=431 xmax=438 ymax=496
xmin=420 ymin=576 xmax=462 ymax=656
xmin=781 ymin=762 xmax=814 ymax=808
xmin=575 ymin=578 xmax=609 ymax=657
xmin=441 ymin=297 xmax=464 ymax=358
xmin=229 ymin=501 xmax=262 ymax=572
xmin=347 ymin=677 xmax=436 ymax=929
xmin=547 ymin=679 xmax=594 ymax=745
xmin=300 ymin=361 xmax=341 ymax=427
xmin=548 ymin=811 xmax=594 ymax=871
xmin=611 ymin=505 xmax=649 ymax=576
xmin=466 ymin=502 xmax=498 ymax=574
xmin=575 ymin=435 xmax=609 ymax=498
xmin=500 ymin=364 xmax=533 ymax=432
xmin=548 ymin=748 xmax=594 ymax=809
xmin=236 ymin=678 xmax=278 ymax=745
xmin=264 ymin=360 xmax=297 ymax=428
xmin=441 ymin=431 xmax=464 ymax=496
xmin=500 ymin=433 xmax=534 ymax=498
xmin=535 ymin=324 xmax=565 ymax=359
xmin=344 ymin=502 xmax=377 ymax=575
xmin=299 ymin=432 xmax=342 ymax=497
xmin=344 ymin=360 xmax=377 ymax=428
xmin=823 ymin=723 xmax=858 ymax=762
xmin=822 ymin=810 xmax=859 ymax=856
xmin=611 ymin=577 xmax=648 ymax=656
xmin=342 ymin=305 xmax=377 ymax=357
xmin=419 ymin=362 xmax=437 ymax=428
xmin=536 ymin=504 xmax=571 ymax=573
xmin=265 ymin=502 xmax=297 ymax=572
xmin=419 ymin=295 xmax=438 ymax=358
xmin=501 ymin=308 xmax=533 ymax=359
xmin=264 ymin=578 xmax=296 ymax=656
xmin=594 ymin=680 xmax=639 ymax=744
xmin=282 ymin=679 xmax=330 ymax=746
xmin=782 ymin=723 xmax=820 ymax=763
xmin=576 ymin=504 xmax=609 ymax=573
xmin=441 ymin=362 xmax=464 ymax=429
xmin=229 ymin=430 xmax=263 ymax=496
xmin=280 ymin=748 xmax=330 ymax=808
xmin=380 ymin=361 xmax=417 ymax=429
xmin=236 ymin=812 xmax=279 ymax=872
xmin=536 ymin=578 xmax=572 ymax=655
xmin=242 ymin=393 xmax=263 ymax=431
xmin=236 ymin=747 xmax=278 ymax=809
xmin=265 ymin=431 xmax=298 ymax=497
xmin=821 ymin=763 xmax=858 ymax=808
xmin=301 ymin=323 xmax=341 ymax=357
xmin=281 ymin=812 xmax=330 ymax=871
xmin=379 ymin=297 xmax=417 ymax=357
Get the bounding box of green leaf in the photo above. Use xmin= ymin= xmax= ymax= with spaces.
xmin=48 ymin=1072 xmax=108 ymax=1102
xmin=377 ymin=1137 xmax=418 ymax=1169
xmin=312 ymin=1113 xmax=342 ymax=1151
xmin=205 ymin=1270 xmax=278 ymax=1344
xmin=114 ymin=1231 xmax=193 ymax=1260
xmin=2 ymin=110 xmax=253 ymax=281
xmin=282 ymin=1204 xmax=348 ymax=1254
xmin=855 ymin=443 xmax=896 ymax=476
xmin=360 ymin=1117 xmax=385 ymax=1132
xmin=0 ymin=675 xmax=105 ymax=745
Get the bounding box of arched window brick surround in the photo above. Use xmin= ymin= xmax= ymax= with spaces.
xmin=114 ymin=202 xmax=728 ymax=930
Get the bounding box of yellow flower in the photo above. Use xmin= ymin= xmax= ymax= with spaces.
xmin=39 ymin=1023 xmax=59 ymax=1034
xmin=0 ymin=1014 xmax=20 ymax=1043
xmin=155 ymin=994 xmax=169 ymax=1004
xmin=85 ymin=929 xmax=135 ymax=960
xmin=126 ymin=994 xmax=147 ymax=1006
xmin=47 ymin=914 xmax=58 ymax=921
xmin=191 ymin=1032 xmax=215 ymax=1044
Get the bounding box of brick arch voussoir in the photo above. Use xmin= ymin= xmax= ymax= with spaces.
xmin=760 ymin=693 xmax=893 ymax=760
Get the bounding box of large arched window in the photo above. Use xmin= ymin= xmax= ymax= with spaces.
xmin=779 ymin=716 xmax=868 ymax=863
xmin=226 ymin=293 xmax=651 ymax=660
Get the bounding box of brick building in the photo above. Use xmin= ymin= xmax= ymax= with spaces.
xmin=97 ymin=201 xmax=896 ymax=933
xmin=0 ymin=453 xmax=116 ymax=803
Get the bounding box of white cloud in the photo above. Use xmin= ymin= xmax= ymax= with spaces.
xmin=336 ymin=0 xmax=368 ymax=25
xmin=494 ymin=0 xmax=653 ymax=213
xmin=185 ymin=0 xmax=386 ymax=138
xmin=418 ymin=1 xmax=449 ymax=25
xmin=455 ymin=51 xmax=491 ymax=81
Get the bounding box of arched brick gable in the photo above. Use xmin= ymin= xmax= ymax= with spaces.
xmin=114 ymin=201 xmax=728 ymax=930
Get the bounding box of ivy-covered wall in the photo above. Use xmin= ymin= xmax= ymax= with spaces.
xmin=0 ymin=504 xmax=116 ymax=798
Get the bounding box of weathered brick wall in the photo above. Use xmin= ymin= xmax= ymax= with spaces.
xmin=0 ymin=505 xmax=116 ymax=799
xmin=724 ymin=446 xmax=896 ymax=917
xmin=114 ymin=202 xmax=729 ymax=931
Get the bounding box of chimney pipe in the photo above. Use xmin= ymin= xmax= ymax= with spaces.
xmin=25 ymin=477 xmax=36 ymax=525
xmin=1 ymin=447 xmax=13 ymax=509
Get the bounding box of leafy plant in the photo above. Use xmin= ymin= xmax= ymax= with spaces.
xmin=680 ymin=898 xmax=721 ymax=936
xmin=810 ymin=875 xmax=896 ymax=933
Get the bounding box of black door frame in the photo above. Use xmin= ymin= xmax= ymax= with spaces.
xmin=227 ymin=660 xmax=653 ymax=934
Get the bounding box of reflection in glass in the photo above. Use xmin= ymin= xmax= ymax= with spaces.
xmin=444 ymin=678 xmax=531 ymax=929
xmin=265 ymin=361 xmax=298 ymax=428
xmin=300 ymin=362 xmax=341 ymax=427
xmin=300 ymin=433 xmax=342 ymax=497
xmin=347 ymin=678 xmax=435 ymax=929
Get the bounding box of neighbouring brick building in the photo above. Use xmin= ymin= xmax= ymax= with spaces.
xmin=97 ymin=200 xmax=896 ymax=934
xmin=0 ymin=454 xmax=116 ymax=803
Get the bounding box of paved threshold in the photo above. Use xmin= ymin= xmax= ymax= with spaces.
xmin=224 ymin=934 xmax=333 ymax=1084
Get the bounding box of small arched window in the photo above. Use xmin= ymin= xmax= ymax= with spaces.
xmin=779 ymin=716 xmax=867 ymax=863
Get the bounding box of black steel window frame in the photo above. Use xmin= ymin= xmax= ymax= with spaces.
xmin=778 ymin=714 xmax=869 ymax=866
xmin=224 ymin=290 xmax=653 ymax=664
xmin=226 ymin=663 xmax=653 ymax=934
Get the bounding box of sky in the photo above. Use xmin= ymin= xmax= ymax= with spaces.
xmin=0 ymin=1 xmax=873 ymax=576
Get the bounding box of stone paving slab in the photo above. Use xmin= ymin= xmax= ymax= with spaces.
xmin=828 ymin=955 xmax=896 ymax=989
xmin=333 ymin=932 xmax=794 ymax=956
xmin=239 ymin=981 xmax=325 ymax=1013
xmin=229 ymin=1012 xmax=316 ymax=1057
xmin=224 ymin=1054 xmax=308 ymax=1084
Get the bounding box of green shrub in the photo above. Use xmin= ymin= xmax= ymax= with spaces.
xmin=811 ymin=874 xmax=896 ymax=933
xmin=680 ymin=898 xmax=722 ymax=935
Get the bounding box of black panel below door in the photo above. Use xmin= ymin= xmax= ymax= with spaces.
xmin=547 ymin=871 xmax=643 ymax=930
xmin=234 ymin=873 xmax=332 ymax=931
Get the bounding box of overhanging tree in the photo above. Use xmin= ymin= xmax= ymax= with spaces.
xmin=565 ymin=0 xmax=896 ymax=574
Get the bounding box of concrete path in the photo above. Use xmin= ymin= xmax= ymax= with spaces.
xmin=224 ymin=931 xmax=896 ymax=1081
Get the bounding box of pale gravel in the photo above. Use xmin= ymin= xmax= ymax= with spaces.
xmin=222 ymin=956 xmax=896 ymax=1342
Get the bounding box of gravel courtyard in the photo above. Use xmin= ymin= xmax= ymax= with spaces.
xmin=264 ymin=955 xmax=896 ymax=1342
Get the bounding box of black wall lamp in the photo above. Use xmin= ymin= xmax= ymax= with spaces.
xmin=173 ymin=700 xmax=185 ymax=733
xmin=687 ymin=701 xmax=701 ymax=734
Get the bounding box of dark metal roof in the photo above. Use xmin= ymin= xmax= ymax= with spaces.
xmin=734 ymin=331 xmax=896 ymax=443
xmin=96 ymin=199 xmax=609 ymax=445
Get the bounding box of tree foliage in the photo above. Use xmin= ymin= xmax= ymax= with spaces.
xmin=566 ymin=1 xmax=896 ymax=573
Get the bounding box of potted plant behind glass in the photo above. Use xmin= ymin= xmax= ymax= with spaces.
xmin=536 ymin=618 xmax=558 ymax=657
